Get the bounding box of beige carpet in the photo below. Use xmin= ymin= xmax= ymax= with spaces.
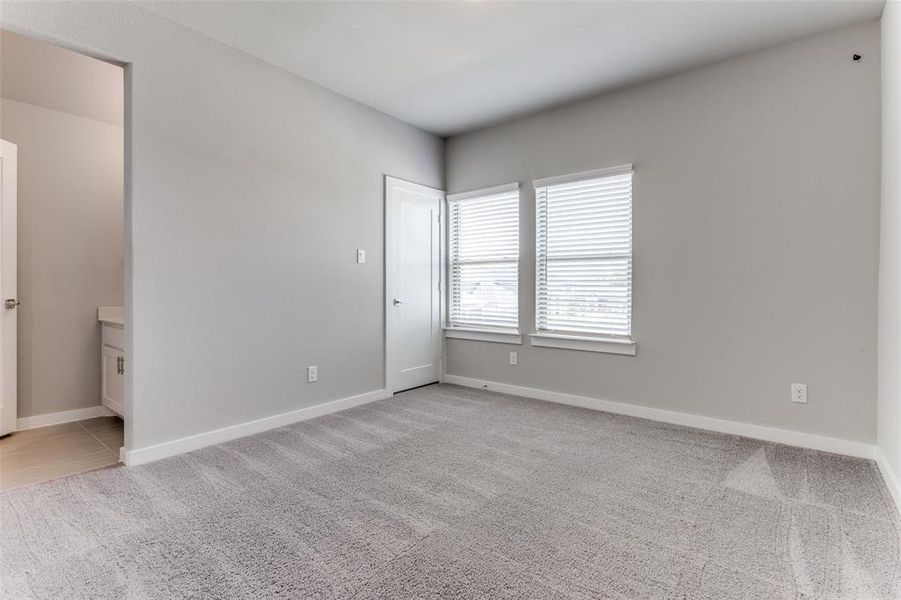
xmin=1 ymin=384 xmax=899 ymax=599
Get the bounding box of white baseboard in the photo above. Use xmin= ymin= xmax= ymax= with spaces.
xmin=16 ymin=405 xmax=106 ymax=430
xmin=444 ymin=375 xmax=876 ymax=459
xmin=123 ymin=389 xmax=388 ymax=466
xmin=876 ymin=448 xmax=901 ymax=516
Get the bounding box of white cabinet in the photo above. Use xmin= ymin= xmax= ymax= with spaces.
xmin=101 ymin=342 xmax=124 ymax=417
xmin=99 ymin=307 xmax=125 ymax=418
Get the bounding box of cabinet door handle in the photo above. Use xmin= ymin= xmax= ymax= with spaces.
xmin=116 ymin=356 xmax=124 ymax=375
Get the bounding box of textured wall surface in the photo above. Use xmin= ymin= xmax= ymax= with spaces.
xmin=445 ymin=21 xmax=881 ymax=443
xmin=1 ymin=2 xmax=443 ymax=449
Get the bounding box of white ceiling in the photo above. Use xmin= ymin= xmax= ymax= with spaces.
xmin=140 ymin=1 xmax=883 ymax=137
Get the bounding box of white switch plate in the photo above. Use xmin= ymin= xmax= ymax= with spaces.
xmin=307 ymin=365 xmax=318 ymax=383
xmin=356 ymin=249 xmax=366 ymax=264
xmin=509 ymin=351 xmax=518 ymax=366
xmin=791 ymin=383 xmax=807 ymax=404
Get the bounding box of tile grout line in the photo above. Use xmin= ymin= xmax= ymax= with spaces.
xmin=76 ymin=420 xmax=122 ymax=459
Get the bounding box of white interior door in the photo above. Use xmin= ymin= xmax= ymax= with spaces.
xmin=385 ymin=176 xmax=443 ymax=394
xmin=1 ymin=139 xmax=18 ymax=436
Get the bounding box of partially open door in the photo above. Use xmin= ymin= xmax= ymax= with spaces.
xmin=0 ymin=139 xmax=17 ymax=436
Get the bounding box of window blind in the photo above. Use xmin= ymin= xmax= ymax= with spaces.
xmin=535 ymin=167 xmax=632 ymax=339
xmin=448 ymin=186 xmax=519 ymax=331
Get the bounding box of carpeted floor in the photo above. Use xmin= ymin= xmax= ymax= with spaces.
xmin=1 ymin=384 xmax=899 ymax=599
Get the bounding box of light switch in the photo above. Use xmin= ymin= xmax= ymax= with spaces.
xmin=356 ymin=249 xmax=366 ymax=264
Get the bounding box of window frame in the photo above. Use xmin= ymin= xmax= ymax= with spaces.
xmin=531 ymin=164 xmax=635 ymax=356
xmin=445 ymin=182 xmax=522 ymax=344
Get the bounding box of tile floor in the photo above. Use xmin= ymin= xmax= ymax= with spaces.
xmin=0 ymin=416 xmax=123 ymax=492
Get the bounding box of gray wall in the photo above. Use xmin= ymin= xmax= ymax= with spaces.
xmin=1 ymin=30 xmax=124 ymax=419
xmin=879 ymin=2 xmax=901 ymax=485
xmin=1 ymin=2 xmax=443 ymax=449
xmin=445 ymin=21 xmax=881 ymax=443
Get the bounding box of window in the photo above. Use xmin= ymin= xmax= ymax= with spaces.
xmin=447 ymin=184 xmax=519 ymax=337
xmin=534 ymin=165 xmax=634 ymax=354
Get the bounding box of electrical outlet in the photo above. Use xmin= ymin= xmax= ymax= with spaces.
xmin=791 ymin=383 xmax=807 ymax=404
xmin=509 ymin=351 xmax=518 ymax=366
xmin=307 ymin=365 xmax=318 ymax=383
xmin=356 ymin=249 xmax=366 ymax=264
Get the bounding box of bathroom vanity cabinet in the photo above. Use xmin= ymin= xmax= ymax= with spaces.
xmin=98 ymin=307 xmax=124 ymax=417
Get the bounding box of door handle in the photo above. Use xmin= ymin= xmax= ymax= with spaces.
xmin=116 ymin=356 xmax=124 ymax=375
xmin=4 ymin=298 xmax=19 ymax=310
xmin=393 ymin=298 xmax=404 ymax=306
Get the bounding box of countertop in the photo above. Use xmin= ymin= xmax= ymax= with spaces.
xmin=98 ymin=306 xmax=124 ymax=327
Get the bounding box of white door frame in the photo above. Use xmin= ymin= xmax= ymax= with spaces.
xmin=1 ymin=140 xmax=18 ymax=436
xmin=384 ymin=176 xmax=445 ymax=395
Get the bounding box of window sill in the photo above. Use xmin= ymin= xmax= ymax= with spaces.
xmin=444 ymin=328 xmax=522 ymax=345
xmin=529 ymin=333 xmax=636 ymax=356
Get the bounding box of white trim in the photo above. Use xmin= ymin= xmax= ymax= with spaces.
xmin=530 ymin=333 xmax=636 ymax=355
xmin=123 ymin=389 xmax=388 ymax=466
xmin=876 ymin=448 xmax=901 ymax=517
xmin=443 ymin=375 xmax=875 ymax=459
xmin=533 ymin=163 xmax=633 ymax=189
xmin=447 ymin=181 xmax=519 ymax=203
xmin=445 ymin=327 xmax=522 ymax=344
xmin=1 ymin=140 xmax=18 ymax=437
xmin=16 ymin=405 xmax=106 ymax=430
xmin=439 ymin=185 xmax=448 ymax=382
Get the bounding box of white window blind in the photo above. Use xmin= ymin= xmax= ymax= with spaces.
xmin=535 ymin=166 xmax=632 ymax=339
xmin=448 ymin=185 xmax=519 ymax=331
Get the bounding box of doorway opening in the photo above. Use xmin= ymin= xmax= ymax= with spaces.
xmin=0 ymin=30 xmax=127 ymax=490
